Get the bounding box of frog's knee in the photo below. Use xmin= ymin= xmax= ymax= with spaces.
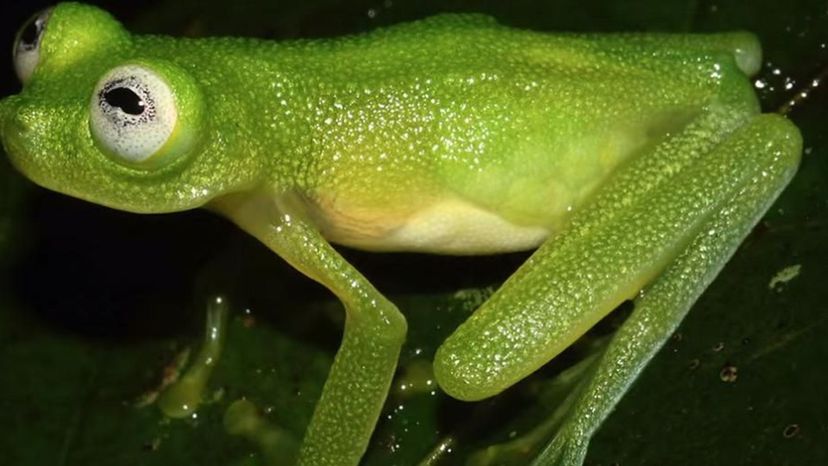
xmin=364 ymin=300 xmax=408 ymax=347
xmin=384 ymin=308 xmax=408 ymax=345
xmin=432 ymin=340 xmax=501 ymax=402
xmin=752 ymin=113 xmax=803 ymax=162
xmin=732 ymin=113 xmax=803 ymax=179
xmin=726 ymin=31 xmax=761 ymax=76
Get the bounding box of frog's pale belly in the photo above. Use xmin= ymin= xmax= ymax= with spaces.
xmin=316 ymin=197 xmax=550 ymax=255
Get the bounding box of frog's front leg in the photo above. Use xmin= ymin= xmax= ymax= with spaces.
xmin=158 ymin=295 xmax=229 ymax=418
xmin=212 ymin=193 xmax=407 ymax=466
xmin=435 ymin=110 xmax=801 ymax=465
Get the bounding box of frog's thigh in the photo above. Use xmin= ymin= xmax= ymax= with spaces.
xmin=533 ymin=114 xmax=801 ymax=465
xmin=434 ymin=114 xmax=801 ymax=402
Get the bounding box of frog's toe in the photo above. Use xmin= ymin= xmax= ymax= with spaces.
xmin=531 ymin=431 xmax=588 ymax=466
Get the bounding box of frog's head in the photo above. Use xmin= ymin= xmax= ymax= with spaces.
xmin=0 ymin=3 xmax=263 ymax=213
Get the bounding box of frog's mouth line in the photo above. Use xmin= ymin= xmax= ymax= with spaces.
xmin=0 ymin=104 xmax=216 ymax=215
xmin=1 ymin=97 xmax=42 ymax=183
xmin=2 ymin=134 xmax=70 ymax=207
xmin=0 ymin=122 xmax=135 ymax=214
xmin=1 ymin=122 xmax=33 ymax=180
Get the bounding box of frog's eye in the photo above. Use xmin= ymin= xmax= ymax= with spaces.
xmin=13 ymin=8 xmax=53 ymax=83
xmin=90 ymin=65 xmax=182 ymax=166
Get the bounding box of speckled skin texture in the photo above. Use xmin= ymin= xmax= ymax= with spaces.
xmin=0 ymin=3 xmax=802 ymax=466
xmin=3 ymin=6 xmax=758 ymax=222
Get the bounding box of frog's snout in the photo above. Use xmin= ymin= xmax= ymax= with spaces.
xmin=0 ymin=97 xmax=50 ymax=174
xmin=0 ymin=96 xmax=29 ymax=136
xmin=0 ymin=99 xmax=68 ymax=159
xmin=7 ymin=104 xmax=41 ymax=134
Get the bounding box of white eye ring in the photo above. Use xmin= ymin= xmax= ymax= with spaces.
xmin=14 ymin=8 xmax=52 ymax=83
xmin=90 ymin=65 xmax=178 ymax=164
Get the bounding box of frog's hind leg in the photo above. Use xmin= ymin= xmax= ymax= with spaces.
xmin=531 ymin=114 xmax=801 ymax=465
xmin=434 ymin=111 xmax=800 ymax=464
xmin=435 ymin=100 xmax=749 ymax=401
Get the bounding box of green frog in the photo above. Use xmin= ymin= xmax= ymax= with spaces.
xmin=0 ymin=3 xmax=801 ymax=465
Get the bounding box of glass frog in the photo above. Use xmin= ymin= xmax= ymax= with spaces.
xmin=0 ymin=3 xmax=802 ymax=465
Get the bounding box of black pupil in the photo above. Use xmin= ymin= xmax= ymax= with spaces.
xmin=104 ymin=87 xmax=146 ymax=115
xmin=20 ymin=18 xmax=39 ymax=47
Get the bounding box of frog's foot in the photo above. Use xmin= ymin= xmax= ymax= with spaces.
xmin=158 ymin=296 xmax=229 ymax=418
xmin=467 ymin=438 xmax=539 ymax=466
xmin=466 ymin=350 xmax=599 ymax=466
xmin=461 ymin=396 xmax=591 ymax=466
xmin=225 ymin=399 xmax=299 ymax=465
xmin=530 ymin=429 xmax=588 ymax=466
xmin=465 ymin=421 xmax=588 ymax=466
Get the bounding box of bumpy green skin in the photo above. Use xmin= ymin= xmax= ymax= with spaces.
xmin=0 ymin=3 xmax=803 ymax=466
xmin=3 ymin=4 xmax=758 ymax=220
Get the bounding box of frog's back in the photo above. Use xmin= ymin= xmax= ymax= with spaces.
xmin=168 ymin=16 xmax=759 ymax=254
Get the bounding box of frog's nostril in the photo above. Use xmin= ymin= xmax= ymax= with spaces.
xmin=13 ymin=106 xmax=40 ymax=132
